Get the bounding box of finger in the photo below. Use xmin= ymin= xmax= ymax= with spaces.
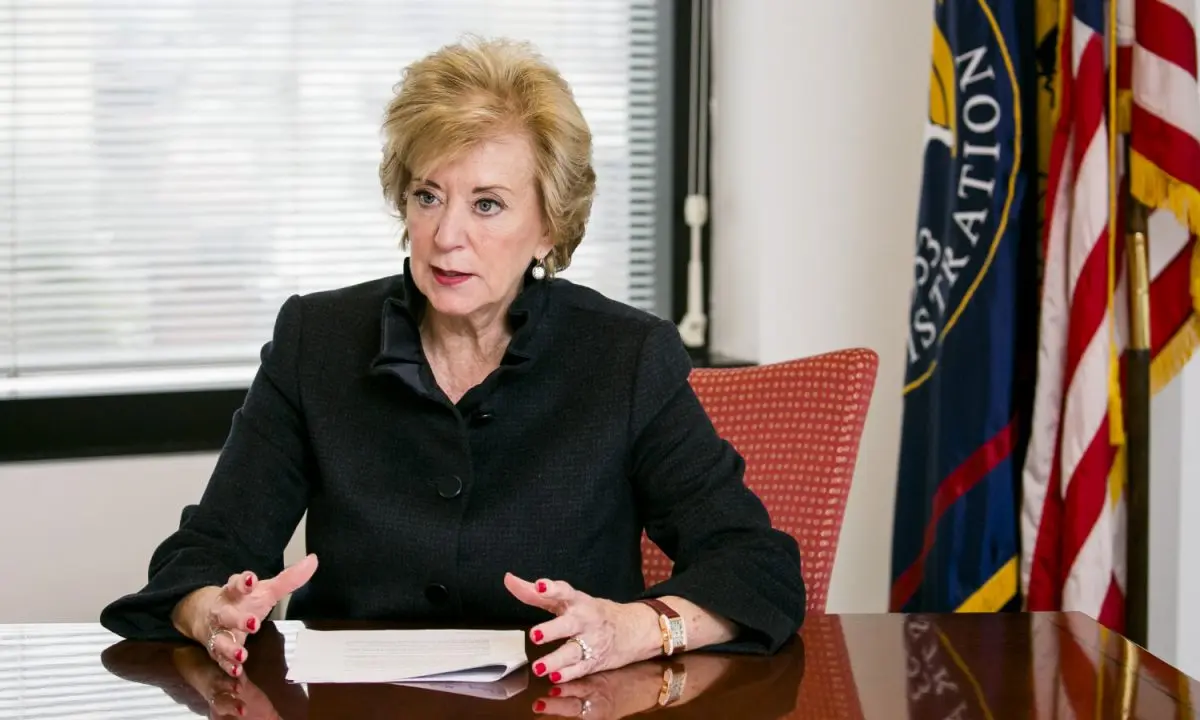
xmin=211 ymin=655 xmax=244 ymax=679
xmin=536 ymin=578 xmax=579 ymax=605
xmin=503 ymin=573 xmax=555 ymax=612
xmin=204 ymin=672 xmax=244 ymax=704
xmin=546 ymin=679 xmax=601 ymax=699
xmin=208 ymin=630 xmax=248 ymax=668
xmin=504 ymin=573 xmax=576 ymax=613
xmin=264 ymin=553 xmax=319 ymax=602
xmin=530 ymin=611 xmax=584 ymax=646
xmin=543 ymin=657 xmax=593 ymax=685
xmin=208 ymin=690 xmax=245 ymax=718
xmin=222 ymin=571 xmax=258 ymax=599
xmin=209 ymin=603 xmax=260 ymax=635
xmin=532 ymin=697 xmax=584 ymax=716
xmin=534 ymin=640 xmax=593 ymax=683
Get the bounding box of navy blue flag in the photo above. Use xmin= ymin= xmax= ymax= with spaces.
xmin=889 ymin=0 xmax=1038 ymax=614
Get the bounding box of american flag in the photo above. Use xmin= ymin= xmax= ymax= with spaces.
xmin=1021 ymin=0 xmax=1200 ymax=631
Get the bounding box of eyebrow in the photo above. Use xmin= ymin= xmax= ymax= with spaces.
xmin=416 ymin=179 xmax=511 ymax=194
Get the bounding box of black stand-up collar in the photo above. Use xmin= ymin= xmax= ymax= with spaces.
xmin=369 ymin=257 xmax=549 ymax=403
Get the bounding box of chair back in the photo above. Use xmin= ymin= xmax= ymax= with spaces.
xmin=640 ymin=348 xmax=878 ymax=613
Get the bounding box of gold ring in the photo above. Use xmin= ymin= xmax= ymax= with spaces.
xmin=206 ymin=627 xmax=238 ymax=655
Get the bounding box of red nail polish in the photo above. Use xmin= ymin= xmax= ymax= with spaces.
xmin=534 ymin=662 xmax=546 ymax=676
xmin=244 ymin=576 xmax=253 ymax=589
xmin=536 ymin=581 xmax=547 ymax=593
xmin=549 ymin=687 xmax=562 ymax=697
xmin=232 ymin=664 xmax=241 ymax=677
xmin=235 ymin=649 xmax=244 ymax=662
xmin=246 ymin=617 xmax=257 ymax=631
xmin=532 ymin=629 xmax=544 ymax=642
xmin=534 ymin=700 xmax=546 ymax=712
xmin=550 ymin=671 xmax=562 ymax=683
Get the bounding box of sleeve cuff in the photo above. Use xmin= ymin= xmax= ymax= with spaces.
xmin=100 ymin=563 xmax=237 ymax=641
xmin=638 ymin=571 xmax=806 ymax=655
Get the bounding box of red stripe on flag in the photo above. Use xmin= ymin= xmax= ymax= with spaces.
xmin=1131 ymin=103 xmax=1200 ymax=191
xmin=1138 ymin=0 xmax=1199 ymax=78
xmin=1150 ymin=243 xmax=1197 ymax=352
xmin=1071 ymin=40 xmax=1108 ymax=173
xmin=1063 ymin=233 xmax=1111 ymax=384
xmin=1117 ymin=45 xmax=1132 ymax=93
xmin=1098 ymin=575 xmax=1126 ymax=632
xmin=1059 ymin=417 xmax=1116 ymax=582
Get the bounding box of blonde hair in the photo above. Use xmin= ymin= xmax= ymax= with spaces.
xmin=379 ymin=37 xmax=596 ymax=275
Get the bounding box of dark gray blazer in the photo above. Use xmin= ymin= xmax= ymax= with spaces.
xmin=100 ymin=259 xmax=806 ymax=653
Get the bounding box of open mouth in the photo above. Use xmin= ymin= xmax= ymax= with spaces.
xmin=431 ymin=266 xmax=472 ymax=286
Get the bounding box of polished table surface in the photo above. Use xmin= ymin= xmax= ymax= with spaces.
xmin=0 ymin=612 xmax=1196 ymax=718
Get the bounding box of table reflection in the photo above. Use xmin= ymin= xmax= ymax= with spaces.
xmin=3 ymin=612 xmax=1194 ymax=719
xmin=889 ymin=612 xmax=1200 ymax=720
xmin=94 ymin=620 xmax=809 ymax=719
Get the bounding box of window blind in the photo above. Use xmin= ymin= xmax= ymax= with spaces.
xmin=0 ymin=0 xmax=662 ymax=399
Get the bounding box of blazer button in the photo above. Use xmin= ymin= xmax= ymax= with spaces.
xmin=437 ymin=475 xmax=463 ymax=499
xmin=425 ymin=583 xmax=449 ymax=605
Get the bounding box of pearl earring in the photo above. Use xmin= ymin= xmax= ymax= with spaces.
xmin=531 ymin=258 xmax=546 ymax=280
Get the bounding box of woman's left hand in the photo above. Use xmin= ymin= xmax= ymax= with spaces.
xmin=503 ymin=573 xmax=660 ymax=683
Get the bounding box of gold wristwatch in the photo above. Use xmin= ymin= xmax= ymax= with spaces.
xmin=638 ymin=598 xmax=687 ymax=656
xmin=658 ymin=662 xmax=688 ymax=706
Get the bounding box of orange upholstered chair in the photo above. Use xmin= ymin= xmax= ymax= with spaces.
xmin=641 ymin=348 xmax=879 ymax=613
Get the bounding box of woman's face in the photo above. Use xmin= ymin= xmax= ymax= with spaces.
xmin=405 ymin=133 xmax=553 ymax=322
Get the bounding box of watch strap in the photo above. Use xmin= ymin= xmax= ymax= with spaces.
xmin=639 ymin=597 xmax=681 ymax=620
xmin=638 ymin=598 xmax=687 ymax=655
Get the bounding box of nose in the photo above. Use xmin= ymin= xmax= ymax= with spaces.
xmin=432 ymin=197 xmax=469 ymax=251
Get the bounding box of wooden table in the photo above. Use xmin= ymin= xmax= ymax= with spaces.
xmin=0 ymin=612 xmax=1195 ymax=718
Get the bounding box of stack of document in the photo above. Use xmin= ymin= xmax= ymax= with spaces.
xmin=286 ymin=629 xmax=528 ymax=685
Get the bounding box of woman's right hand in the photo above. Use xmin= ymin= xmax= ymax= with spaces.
xmin=172 ymin=553 xmax=319 ymax=677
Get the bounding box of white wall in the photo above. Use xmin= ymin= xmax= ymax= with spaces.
xmin=0 ymin=453 xmax=307 ymax=622
xmin=1151 ymin=364 xmax=1200 ymax=675
xmin=709 ymin=0 xmax=930 ymax=612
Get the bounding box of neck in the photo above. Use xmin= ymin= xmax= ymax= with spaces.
xmin=420 ymin=305 xmax=512 ymax=367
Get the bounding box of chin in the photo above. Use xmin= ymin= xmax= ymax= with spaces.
xmin=424 ymin=287 xmax=485 ymax=318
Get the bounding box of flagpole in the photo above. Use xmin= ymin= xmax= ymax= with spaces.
xmin=1110 ymin=0 xmax=1150 ymax=648
xmin=1124 ymin=162 xmax=1151 ymax=648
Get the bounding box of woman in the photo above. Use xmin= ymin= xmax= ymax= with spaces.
xmin=100 ymin=36 xmax=805 ymax=685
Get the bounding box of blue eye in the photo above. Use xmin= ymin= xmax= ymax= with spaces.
xmin=414 ymin=190 xmax=438 ymax=206
xmin=476 ymin=198 xmax=502 ymax=214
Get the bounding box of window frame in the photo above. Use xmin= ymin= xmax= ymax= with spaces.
xmin=0 ymin=0 xmax=726 ymax=463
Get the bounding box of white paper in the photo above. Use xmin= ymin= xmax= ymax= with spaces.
xmin=285 ymin=629 xmax=528 ymax=684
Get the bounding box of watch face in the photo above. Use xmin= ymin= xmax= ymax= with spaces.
xmin=667 ymin=617 xmax=686 ymax=648
xmin=658 ymin=667 xmax=686 ymax=706
xmin=658 ymin=667 xmax=687 ymax=706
